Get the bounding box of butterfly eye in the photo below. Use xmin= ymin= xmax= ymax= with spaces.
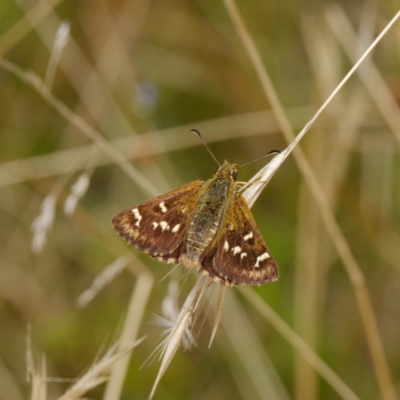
xmin=231 ymin=170 xmax=237 ymax=180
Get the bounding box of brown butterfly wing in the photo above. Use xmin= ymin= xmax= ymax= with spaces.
xmin=112 ymin=180 xmax=204 ymax=264
xmin=200 ymin=192 xmax=278 ymax=286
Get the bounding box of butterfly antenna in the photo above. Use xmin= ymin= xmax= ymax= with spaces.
xmin=238 ymin=149 xmax=281 ymax=169
xmin=191 ymin=129 xmax=221 ymax=167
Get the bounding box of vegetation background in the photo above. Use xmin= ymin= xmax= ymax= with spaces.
xmin=0 ymin=0 xmax=399 ymax=399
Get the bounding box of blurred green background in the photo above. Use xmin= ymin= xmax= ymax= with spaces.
xmin=1 ymin=0 xmax=400 ymax=399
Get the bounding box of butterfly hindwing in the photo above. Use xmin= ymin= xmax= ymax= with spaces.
xmin=112 ymin=180 xmax=204 ymax=263
xmin=200 ymin=192 xmax=278 ymax=285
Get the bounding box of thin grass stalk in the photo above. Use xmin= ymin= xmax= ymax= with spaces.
xmin=294 ymin=182 xmax=320 ymax=400
xmin=77 ymin=254 xmax=135 ymax=308
xmin=293 ymin=22 xmax=339 ymax=399
xmin=103 ymin=270 xmax=153 ymax=400
xmin=293 ymin=18 xmax=367 ymax=400
xmin=27 ymin=329 xmax=47 ymax=400
xmin=0 ymin=0 xmax=63 ymax=57
xmin=73 ymin=1 xmax=185 ymax=201
xmin=291 ymin=98 xmax=321 ymax=400
xmin=221 ymin=291 xmax=291 ymax=400
xmin=292 ymin=91 xmax=365 ymax=396
xmin=224 ymin=1 xmax=398 ymax=398
xmin=149 ymin=277 xmax=209 ymax=399
xmin=240 ymin=287 xmax=360 ymax=400
xmin=0 ymin=59 xmax=157 ymax=197
xmin=224 ymin=2 xmax=399 ymax=157
xmin=57 ymin=339 xmax=145 ymax=400
xmin=325 ymin=5 xmax=400 ymax=146
xmin=209 ymin=285 xmax=226 ymax=347
xmin=78 ymin=0 xmax=151 ymax=90
xmin=44 ymin=21 xmax=70 ymax=90
xmin=0 ymin=107 xmax=310 ymax=188
xmin=293 ymin=87 xmax=366 ymax=399
xmin=15 ymin=0 xmax=138 ymax=140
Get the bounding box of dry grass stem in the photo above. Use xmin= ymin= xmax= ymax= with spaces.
xmin=221 ymin=292 xmax=291 ymax=400
xmin=224 ymin=1 xmax=398 ymax=398
xmin=27 ymin=328 xmax=47 ymax=400
xmin=209 ymin=285 xmax=226 ymax=348
xmin=64 ymin=172 xmax=91 ymax=217
xmin=15 ymin=0 xmax=141 ymax=141
xmin=57 ymin=338 xmax=145 ymax=400
xmin=30 ymin=194 xmax=56 ymax=254
xmin=76 ymin=254 xmax=135 ymax=308
xmin=240 ymin=287 xmax=360 ymax=400
xmin=233 ymin=3 xmax=400 ymax=205
xmin=44 ymin=21 xmax=70 ymax=90
xmin=149 ymin=277 xmax=209 ymax=399
xmin=293 ymin=15 xmax=368 ymax=399
xmin=326 ymin=5 xmax=400 ymax=146
xmin=0 ymin=107 xmax=310 ymax=188
xmin=30 ymin=355 xmax=47 ymax=400
xmin=0 ymin=0 xmax=63 ymax=57
xmin=103 ymin=271 xmax=154 ymax=400
xmin=0 ymin=59 xmax=158 ymax=197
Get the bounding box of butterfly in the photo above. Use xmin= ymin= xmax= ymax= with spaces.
xmin=112 ymin=130 xmax=279 ymax=286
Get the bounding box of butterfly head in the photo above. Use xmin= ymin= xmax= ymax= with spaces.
xmin=191 ymin=128 xmax=280 ymax=183
xmin=217 ymin=160 xmax=238 ymax=181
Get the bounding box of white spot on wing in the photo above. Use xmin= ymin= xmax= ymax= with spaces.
xmin=255 ymin=252 xmax=270 ymax=267
xmin=224 ymin=241 xmax=229 ymax=251
xmin=152 ymin=222 xmax=158 ymax=230
xmin=241 ymin=252 xmax=247 ymax=259
xmin=159 ymin=221 xmax=170 ymax=231
xmin=232 ymin=246 xmax=241 ymax=255
xmin=244 ymin=232 xmax=253 ymax=241
xmin=159 ymin=201 xmax=167 ymax=213
xmin=132 ymin=208 xmax=142 ymax=227
xmin=172 ymin=224 xmax=180 ymax=232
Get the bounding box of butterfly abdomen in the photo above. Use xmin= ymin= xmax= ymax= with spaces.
xmin=180 ymin=173 xmax=235 ymax=268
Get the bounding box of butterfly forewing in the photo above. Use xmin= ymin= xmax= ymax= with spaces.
xmin=112 ymin=180 xmax=204 ymax=263
xmin=200 ymin=192 xmax=278 ymax=285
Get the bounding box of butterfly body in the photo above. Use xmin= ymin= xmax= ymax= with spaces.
xmin=182 ymin=161 xmax=236 ymax=267
xmin=112 ymin=160 xmax=278 ymax=286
